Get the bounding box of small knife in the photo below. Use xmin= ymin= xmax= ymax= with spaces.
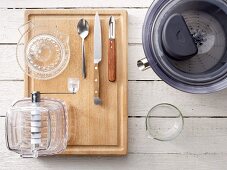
xmin=94 ymin=12 xmax=102 ymax=105
xmin=108 ymin=16 xmax=116 ymax=82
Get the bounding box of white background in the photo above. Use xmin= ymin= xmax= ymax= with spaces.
xmin=0 ymin=0 xmax=227 ymax=169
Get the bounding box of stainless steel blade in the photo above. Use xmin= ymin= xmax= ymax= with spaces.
xmin=94 ymin=12 xmax=102 ymax=64
xmin=109 ymin=16 xmax=115 ymax=39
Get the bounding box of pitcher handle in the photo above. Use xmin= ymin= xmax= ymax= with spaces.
xmin=18 ymin=21 xmax=35 ymax=35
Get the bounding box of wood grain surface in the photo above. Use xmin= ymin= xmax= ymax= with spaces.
xmin=24 ymin=9 xmax=128 ymax=155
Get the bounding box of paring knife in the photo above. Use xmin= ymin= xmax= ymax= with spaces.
xmin=94 ymin=12 xmax=102 ymax=105
xmin=108 ymin=16 xmax=116 ymax=82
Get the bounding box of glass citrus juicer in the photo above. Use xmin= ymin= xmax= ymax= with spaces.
xmin=16 ymin=21 xmax=70 ymax=80
xmin=5 ymin=22 xmax=80 ymax=158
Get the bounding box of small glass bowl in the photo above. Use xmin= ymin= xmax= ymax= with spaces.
xmin=146 ymin=103 xmax=184 ymax=141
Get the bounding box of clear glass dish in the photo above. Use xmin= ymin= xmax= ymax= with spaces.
xmin=6 ymin=97 xmax=68 ymax=158
xmin=146 ymin=103 xmax=184 ymax=141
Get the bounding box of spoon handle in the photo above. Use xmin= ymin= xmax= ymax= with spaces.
xmin=82 ymin=39 xmax=86 ymax=79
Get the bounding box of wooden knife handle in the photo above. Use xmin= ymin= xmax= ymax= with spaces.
xmin=108 ymin=39 xmax=116 ymax=82
xmin=94 ymin=63 xmax=100 ymax=98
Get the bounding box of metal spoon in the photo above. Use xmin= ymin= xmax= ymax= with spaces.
xmin=77 ymin=19 xmax=89 ymax=79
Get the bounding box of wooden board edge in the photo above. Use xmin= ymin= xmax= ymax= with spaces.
xmin=61 ymin=146 xmax=127 ymax=156
xmin=123 ymin=9 xmax=128 ymax=156
xmin=24 ymin=8 xmax=128 ymax=16
xmin=24 ymin=11 xmax=30 ymax=98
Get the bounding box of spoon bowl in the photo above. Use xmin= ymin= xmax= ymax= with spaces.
xmin=77 ymin=19 xmax=89 ymax=39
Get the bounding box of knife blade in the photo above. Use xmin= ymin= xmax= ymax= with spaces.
xmin=94 ymin=12 xmax=102 ymax=105
xmin=108 ymin=16 xmax=116 ymax=82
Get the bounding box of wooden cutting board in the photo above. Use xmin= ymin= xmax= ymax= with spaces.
xmin=24 ymin=9 xmax=128 ymax=155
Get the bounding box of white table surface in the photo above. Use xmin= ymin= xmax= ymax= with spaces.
xmin=0 ymin=0 xmax=227 ymax=169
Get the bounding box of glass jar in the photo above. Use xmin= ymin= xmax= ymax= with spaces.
xmin=6 ymin=94 xmax=68 ymax=158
